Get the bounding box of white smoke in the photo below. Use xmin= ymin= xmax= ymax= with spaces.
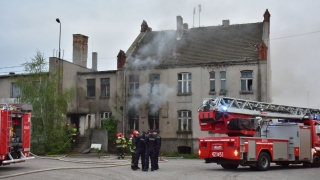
xmin=127 ymin=83 xmax=175 ymax=115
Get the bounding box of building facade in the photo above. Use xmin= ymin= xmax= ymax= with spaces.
xmin=0 ymin=10 xmax=271 ymax=153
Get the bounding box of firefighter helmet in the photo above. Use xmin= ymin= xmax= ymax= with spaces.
xmin=130 ymin=134 xmax=133 ymax=138
xmin=118 ymin=132 xmax=123 ymax=137
xmin=133 ymin=130 xmax=139 ymax=136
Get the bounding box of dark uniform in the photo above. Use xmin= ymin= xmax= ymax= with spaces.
xmin=153 ymin=130 xmax=161 ymax=170
xmin=143 ymin=131 xmax=156 ymax=171
xmin=133 ymin=132 xmax=146 ymax=170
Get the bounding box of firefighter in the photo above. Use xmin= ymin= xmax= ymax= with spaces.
xmin=115 ymin=132 xmax=126 ymax=159
xmin=133 ymin=131 xmax=146 ymax=171
xmin=129 ymin=130 xmax=139 ymax=169
xmin=153 ymin=129 xmax=161 ymax=170
xmin=142 ymin=130 xmax=156 ymax=171
xmin=71 ymin=123 xmax=77 ymax=142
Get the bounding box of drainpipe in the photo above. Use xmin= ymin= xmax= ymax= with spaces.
xmin=122 ymin=67 xmax=126 ymax=137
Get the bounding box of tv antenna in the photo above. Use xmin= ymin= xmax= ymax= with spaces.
xmin=193 ymin=7 xmax=195 ymax=28
xmin=199 ymin=4 xmax=201 ymax=27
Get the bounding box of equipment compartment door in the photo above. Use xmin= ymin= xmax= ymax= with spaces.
xmin=299 ymin=128 xmax=311 ymax=161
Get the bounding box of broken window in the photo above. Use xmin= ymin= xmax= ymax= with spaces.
xmin=87 ymin=79 xmax=96 ymax=97
xmin=241 ymin=71 xmax=253 ymax=91
xmin=209 ymin=72 xmax=215 ymax=92
xmin=128 ymin=108 xmax=139 ymax=130
xmin=129 ymin=75 xmax=139 ymax=96
xmin=148 ymin=106 xmax=159 ymax=130
xmin=150 ymin=74 xmax=160 ymax=95
xmin=220 ymin=71 xmax=226 ymax=91
xmin=178 ymin=73 xmax=192 ymax=93
xmin=11 ymin=83 xmax=21 ymax=98
xmin=178 ymin=110 xmax=192 ymax=131
xmin=100 ymin=78 xmax=110 ymax=97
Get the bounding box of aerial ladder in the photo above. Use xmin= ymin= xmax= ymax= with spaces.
xmin=198 ymin=96 xmax=320 ymax=171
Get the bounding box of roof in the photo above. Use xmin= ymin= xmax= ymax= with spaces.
xmin=126 ymin=22 xmax=264 ymax=68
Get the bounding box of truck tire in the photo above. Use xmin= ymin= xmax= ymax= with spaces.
xmin=221 ymin=164 xmax=239 ymax=169
xmin=257 ymin=152 xmax=270 ymax=171
xmin=312 ymin=155 xmax=320 ymax=167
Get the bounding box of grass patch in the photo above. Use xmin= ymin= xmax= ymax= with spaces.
xmin=160 ymin=152 xmax=199 ymax=159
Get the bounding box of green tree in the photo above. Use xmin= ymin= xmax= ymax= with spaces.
xmin=16 ymin=51 xmax=74 ymax=155
xmin=101 ymin=115 xmax=118 ymax=141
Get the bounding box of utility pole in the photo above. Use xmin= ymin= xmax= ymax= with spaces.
xmin=193 ymin=7 xmax=195 ymax=28
xmin=199 ymin=4 xmax=201 ymax=27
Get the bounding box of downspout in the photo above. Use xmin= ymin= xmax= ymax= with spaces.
xmin=257 ymin=59 xmax=262 ymax=102
xmin=122 ymin=67 xmax=126 ymax=137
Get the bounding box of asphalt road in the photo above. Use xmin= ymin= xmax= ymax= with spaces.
xmin=0 ymin=155 xmax=320 ymax=180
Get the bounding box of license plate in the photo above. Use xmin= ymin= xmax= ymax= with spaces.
xmin=212 ymin=152 xmax=223 ymax=157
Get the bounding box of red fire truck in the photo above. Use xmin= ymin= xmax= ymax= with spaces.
xmin=0 ymin=103 xmax=34 ymax=165
xmin=198 ymin=96 xmax=320 ymax=171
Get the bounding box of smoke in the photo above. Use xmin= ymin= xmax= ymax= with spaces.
xmin=128 ymin=56 xmax=160 ymax=69
xmin=128 ymin=83 xmax=175 ymax=115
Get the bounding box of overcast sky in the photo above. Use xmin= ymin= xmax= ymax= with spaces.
xmin=1 ymin=0 xmax=320 ymax=108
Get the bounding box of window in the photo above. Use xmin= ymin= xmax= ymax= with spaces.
xmin=129 ymin=75 xmax=139 ymax=96
xmin=100 ymin=112 xmax=112 ymax=119
xmin=220 ymin=71 xmax=226 ymax=91
xmin=87 ymin=79 xmax=95 ymax=97
xmin=11 ymin=83 xmax=21 ymax=98
xmin=128 ymin=108 xmax=139 ymax=130
xmin=178 ymin=73 xmax=192 ymax=93
xmin=209 ymin=72 xmax=215 ymax=92
xmin=178 ymin=110 xmax=192 ymax=131
xmin=150 ymin=74 xmax=160 ymax=95
xmin=148 ymin=106 xmax=159 ymax=130
xmin=101 ymin=78 xmax=110 ymax=97
xmin=241 ymin=71 xmax=253 ymax=91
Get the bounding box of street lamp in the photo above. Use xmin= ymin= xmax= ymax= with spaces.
xmin=56 ymin=18 xmax=61 ymax=59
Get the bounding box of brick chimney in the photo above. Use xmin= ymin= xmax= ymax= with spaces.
xmin=92 ymin=52 xmax=97 ymax=71
xmin=117 ymin=50 xmax=126 ymax=69
xmin=73 ymin=34 xmax=89 ymax=67
xmin=141 ymin=20 xmax=149 ymax=32
xmin=176 ymin=16 xmax=183 ymax=40
xmin=222 ymin=20 xmax=230 ymax=26
xmin=258 ymin=41 xmax=268 ymax=60
xmin=263 ymin=9 xmax=270 ymax=22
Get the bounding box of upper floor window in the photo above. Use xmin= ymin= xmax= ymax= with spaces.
xmin=11 ymin=83 xmax=21 ymax=98
xmin=241 ymin=71 xmax=253 ymax=91
xmin=150 ymin=74 xmax=160 ymax=94
xmin=101 ymin=78 xmax=110 ymax=97
xmin=178 ymin=73 xmax=192 ymax=93
xmin=220 ymin=71 xmax=226 ymax=91
xmin=87 ymin=79 xmax=95 ymax=97
xmin=178 ymin=110 xmax=192 ymax=131
xmin=100 ymin=112 xmax=112 ymax=119
xmin=209 ymin=72 xmax=215 ymax=92
xmin=129 ymin=75 xmax=139 ymax=96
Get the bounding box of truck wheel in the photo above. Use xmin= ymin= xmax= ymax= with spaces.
xmin=257 ymin=152 xmax=270 ymax=171
xmin=221 ymin=164 xmax=239 ymax=169
xmin=312 ymin=155 xmax=320 ymax=167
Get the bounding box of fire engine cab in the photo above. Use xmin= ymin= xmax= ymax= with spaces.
xmin=198 ymin=96 xmax=320 ymax=171
xmin=0 ymin=103 xmax=34 ymax=165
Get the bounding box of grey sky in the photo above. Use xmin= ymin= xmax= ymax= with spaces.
xmin=1 ymin=0 xmax=320 ymax=108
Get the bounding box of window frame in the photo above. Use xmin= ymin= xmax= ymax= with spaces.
xmin=178 ymin=110 xmax=192 ymax=131
xmin=209 ymin=72 xmax=215 ymax=92
xmin=240 ymin=70 xmax=253 ymax=92
xmin=87 ymin=79 xmax=96 ymax=97
xmin=100 ymin=78 xmax=110 ymax=98
xmin=220 ymin=71 xmax=226 ymax=91
xmin=129 ymin=75 xmax=139 ymax=96
xmin=178 ymin=73 xmax=192 ymax=93
xmin=11 ymin=82 xmax=21 ymax=98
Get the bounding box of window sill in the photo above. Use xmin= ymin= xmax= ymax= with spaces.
xmin=100 ymin=96 xmax=110 ymax=99
xmin=209 ymin=91 xmax=216 ymax=95
xmin=219 ymin=90 xmax=227 ymax=95
xmin=240 ymin=91 xmax=254 ymax=94
xmin=177 ymin=92 xmax=192 ymax=96
xmin=86 ymin=97 xmax=96 ymax=99
xmin=176 ymin=130 xmax=192 ymax=134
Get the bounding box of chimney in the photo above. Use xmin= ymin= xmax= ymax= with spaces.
xmin=92 ymin=52 xmax=97 ymax=71
xmin=222 ymin=20 xmax=230 ymax=26
xmin=141 ymin=20 xmax=149 ymax=32
xmin=263 ymin=9 xmax=270 ymax=22
xmin=117 ymin=50 xmax=126 ymax=69
xmin=73 ymin=34 xmax=89 ymax=67
xmin=176 ymin=16 xmax=183 ymax=40
xmin=183 ymin=23 xmax=188 ymax=30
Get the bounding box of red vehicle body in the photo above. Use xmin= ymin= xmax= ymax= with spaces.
xmin=0 ymin=103 xmax=34 ymax=165
xmin=198 ymin=97 xmax=320 ymax=171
